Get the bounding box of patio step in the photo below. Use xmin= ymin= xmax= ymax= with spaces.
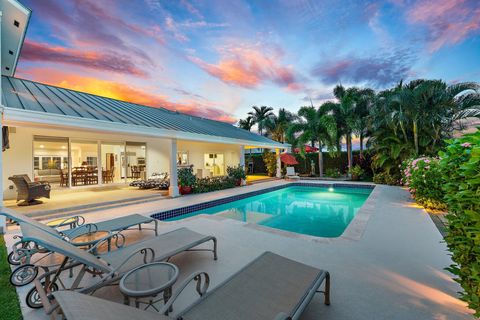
xmin=22 ymin=194 xmax=167 ymax=222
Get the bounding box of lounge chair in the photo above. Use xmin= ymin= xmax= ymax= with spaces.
xmin=17 ymin=222 xmax=217 ymax=311
xmin=1 ymin=207 xmax=158 ymax=286
xmin=8 ymin=174 xmax=51 ymax=206
xmin=286 ymin=167 xmax=300 ymax=180
xmin=51 ymin=251 xmax=330 ymax=320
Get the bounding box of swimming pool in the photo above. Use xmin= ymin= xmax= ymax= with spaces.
xmin=165 ymin=185 xmax=372 ymax=238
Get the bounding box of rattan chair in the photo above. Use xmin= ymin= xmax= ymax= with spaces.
xmin=8 ymin=175 xmax=51 ymax=206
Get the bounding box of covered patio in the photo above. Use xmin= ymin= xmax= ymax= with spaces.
xmin=0 ymin=78 xmax=286 ymax=231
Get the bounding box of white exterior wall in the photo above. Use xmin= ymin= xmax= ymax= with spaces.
xmin=2 ymin=126 xmax=171 ymax=199
xmin=2 ymin=126 xmax=245 ymax=199
xmin=177 ymin=140 xmax=241 ymax=174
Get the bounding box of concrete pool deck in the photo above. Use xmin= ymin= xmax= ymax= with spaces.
xmin=3 ymin=180 xmax=474 ymax=320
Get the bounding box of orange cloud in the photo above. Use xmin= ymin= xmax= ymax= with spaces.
xmin=22 ymin=40 xmax=148 ymax=77
xmin=189 ymin=44 xmax=303 ymax=91
xmin=16 ymin=67 xmax=236 ymax=123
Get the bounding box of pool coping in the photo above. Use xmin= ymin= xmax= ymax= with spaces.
xmin=151 ymin=180 xmax=379 ymax=243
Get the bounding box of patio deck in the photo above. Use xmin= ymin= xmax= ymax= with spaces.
xmin=3 ymin=185 xmax=168 ymax=219
xmin=3 ymin=180 xmax=474 ymax=320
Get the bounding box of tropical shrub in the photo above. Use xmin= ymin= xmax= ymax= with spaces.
xmin=262 ymin=150 xmax=277 ymax=177
xmin=325 ymin=168 xmax=341 ymax=178
xmin=177 ymin=166 xmax=196 ymax=187
xmin=439 ymin=130 xmax=480 ymax=315
xmin=401 ymin=157 xmax=446 ymax=210
xmin=226 ymin=165 xmax=246 ymax=181
xmin=348 ymin=165 xmax=364 ymax=180
xmin=372 ymin=172 xmax=398 ymax=185
xmin=193 ymin=176 xmax=237 ymax=193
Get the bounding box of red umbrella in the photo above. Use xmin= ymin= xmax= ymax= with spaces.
xmin=293 ymin=145 xmax=318 ymax=153
xmin=280 ymin=153 xmax=299 ymax=165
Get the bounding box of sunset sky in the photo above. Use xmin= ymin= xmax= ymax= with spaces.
xmin=15 ymin=0 xmax=480 ymax=123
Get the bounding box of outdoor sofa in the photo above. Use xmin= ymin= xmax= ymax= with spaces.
xmin=51 ymin=251 xmax=330 ymax=320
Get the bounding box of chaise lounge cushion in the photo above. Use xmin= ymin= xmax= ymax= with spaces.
xmin=179 ymin=251 xmax=325 ymax=320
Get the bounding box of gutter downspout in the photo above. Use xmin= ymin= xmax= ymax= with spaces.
xmin=0 ymin=11 xmax=5 ymax=233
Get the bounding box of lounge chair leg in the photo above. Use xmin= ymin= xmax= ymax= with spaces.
xmin=212 ymin=238 xmax=218 ymax=260
xmin=154 ymin=220 xmax=158 ymax=236
xmin=324 ymin=272 xmax=330 ymax=305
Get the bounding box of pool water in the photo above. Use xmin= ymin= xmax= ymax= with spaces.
xmin=167 ymin=186 xmax=372 ymax=237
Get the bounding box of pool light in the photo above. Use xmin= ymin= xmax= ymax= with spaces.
xmin=328 ymin=187 xmax=334 ymax=192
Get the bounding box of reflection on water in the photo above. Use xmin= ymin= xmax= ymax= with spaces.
xmin=168 ymin=186 xmax=371 ymax=238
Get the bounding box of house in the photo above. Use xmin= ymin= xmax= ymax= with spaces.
xmin=0 ymin=0 xmax=286 ymax=231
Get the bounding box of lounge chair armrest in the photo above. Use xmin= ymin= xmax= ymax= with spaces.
xmin=87 ymin=231 xmax=126 ymax=252
xmin=159 ymin=271 xmax=210 ymax=315
xmin=273 ymin=313 xmax=292 ymax=320
xmin=107 ymin=247 xmax=155 ymax=275
xmin=62 ymin=223 xmax=99 ymax=238
xmin=48 ymin=215 xmax=86 ymax=230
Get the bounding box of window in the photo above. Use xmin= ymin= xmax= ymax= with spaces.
xmin=86 ymin=157 xmax=97 ymax=166
xmin=33 ymin=157 xmax=40 ymax=170
xmin=33 ymin=136 xmax=68 ymax=186
xmin=177 ymin=152 xmax=189 ymax=165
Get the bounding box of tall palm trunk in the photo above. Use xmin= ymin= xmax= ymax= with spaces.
xmin=359 ymin=132 xmax=364 ymax=159
xmin=413 ymin=120 xmax=419 ymax=154
xmin=347 ymin=133 xmax=353 ymax=170
xmin=318 ymin=140 xmax=323 ymax=178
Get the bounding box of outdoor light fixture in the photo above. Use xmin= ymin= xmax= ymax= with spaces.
xmin=39 ymin=144 xmax=44 ymax=148
xmin=328 ymin=187 xmax=334 ymax=192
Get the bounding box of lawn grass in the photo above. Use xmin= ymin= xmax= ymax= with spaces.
xmin=0 ymin=236 xmax=22 ymax=320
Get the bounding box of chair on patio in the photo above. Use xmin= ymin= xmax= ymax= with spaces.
xmin=8 ymin=174 xmax=51 ymax=206
xmin=17 ymin=222 xmax=217 ymax=311
xmin=1 ymin=207 xmax=159 ymax=286
xmin=286 ymin=167 xmax=300 ymax=180
xmin=51 ymin=251 xmax=330 ymax=320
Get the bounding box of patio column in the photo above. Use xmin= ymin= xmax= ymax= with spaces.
xmin=0 ymin=107 xmax=4 ymax=234
xmin=275 ymin=148 xmax=282 ymax=178
xmin=168 ymin=139 xmax=180 ymax=197
xmin=0 ymin=12 xmax=4 ymax=234
xmin=239 ymin=145 xmax=246 ymax=186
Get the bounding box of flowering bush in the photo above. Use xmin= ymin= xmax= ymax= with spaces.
xmin=401 ymin=156 xmax=446 ymax=210
xmin=439 ymin=130 xmax=480 ymax=315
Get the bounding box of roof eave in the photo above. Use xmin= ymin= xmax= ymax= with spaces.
xmin=3 ymin=107 xmax=287 ymax=149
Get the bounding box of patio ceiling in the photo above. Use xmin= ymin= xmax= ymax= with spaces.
xmin=1 ymin=76 xmax=287 ymax=148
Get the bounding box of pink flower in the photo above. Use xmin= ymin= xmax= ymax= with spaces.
xmin=424 ymin=159 xmax=430 ymax=163
xmin=461 ymin=142 xmax=471 ymax=148
xmin=425 ymin=166 xmax=430 ymax=170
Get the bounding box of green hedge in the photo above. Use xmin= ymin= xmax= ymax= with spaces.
xmin=439 ymin=130 xmax=480 ymax=316
xmin=245 ymin=150 xmax=371 ymax=176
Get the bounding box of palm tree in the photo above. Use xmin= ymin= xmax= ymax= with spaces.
xmin=265 ymin=108 xmax=297 ymax=143
xmin=332 ymin=85 xmax=358 ymax=169
xmin=248 ymin=106 xmax=274 ymax=136
xmin=352 ymin=88 xmax=375 ymax=159
xmin=368 ymin=79 xmax=480 ymax=174
xmin=287 ymin=104 xmax=336 ymax=177
xmin=238 ymin=116 xmax=255 ymax=131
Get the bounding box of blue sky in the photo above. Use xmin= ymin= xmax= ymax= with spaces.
xmin=15 ymin=0 xmax=480 ymax=122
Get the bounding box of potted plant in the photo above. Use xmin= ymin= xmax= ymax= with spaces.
xmin=227 ymin=165 xmax=247 ymax=186
xmin=178 ymin=166 xmax=196 ymax=194
xmin=349 ymin=165 xmax=364 ymax=181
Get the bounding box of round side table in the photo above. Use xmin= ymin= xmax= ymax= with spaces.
xmin=119 ymin=262 xmax=179 ymax=311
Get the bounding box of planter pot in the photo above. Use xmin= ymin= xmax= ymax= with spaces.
xmin=351 ymin=174 xmax=359 ymax=181
xmin=235 ymin=179 xmax=242 ymax=186
xmin=179 ymin=186 xmax=192 ymax=195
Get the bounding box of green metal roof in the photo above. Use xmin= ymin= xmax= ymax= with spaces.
xmin=1 ymin=76 xmax=283 ymax=146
